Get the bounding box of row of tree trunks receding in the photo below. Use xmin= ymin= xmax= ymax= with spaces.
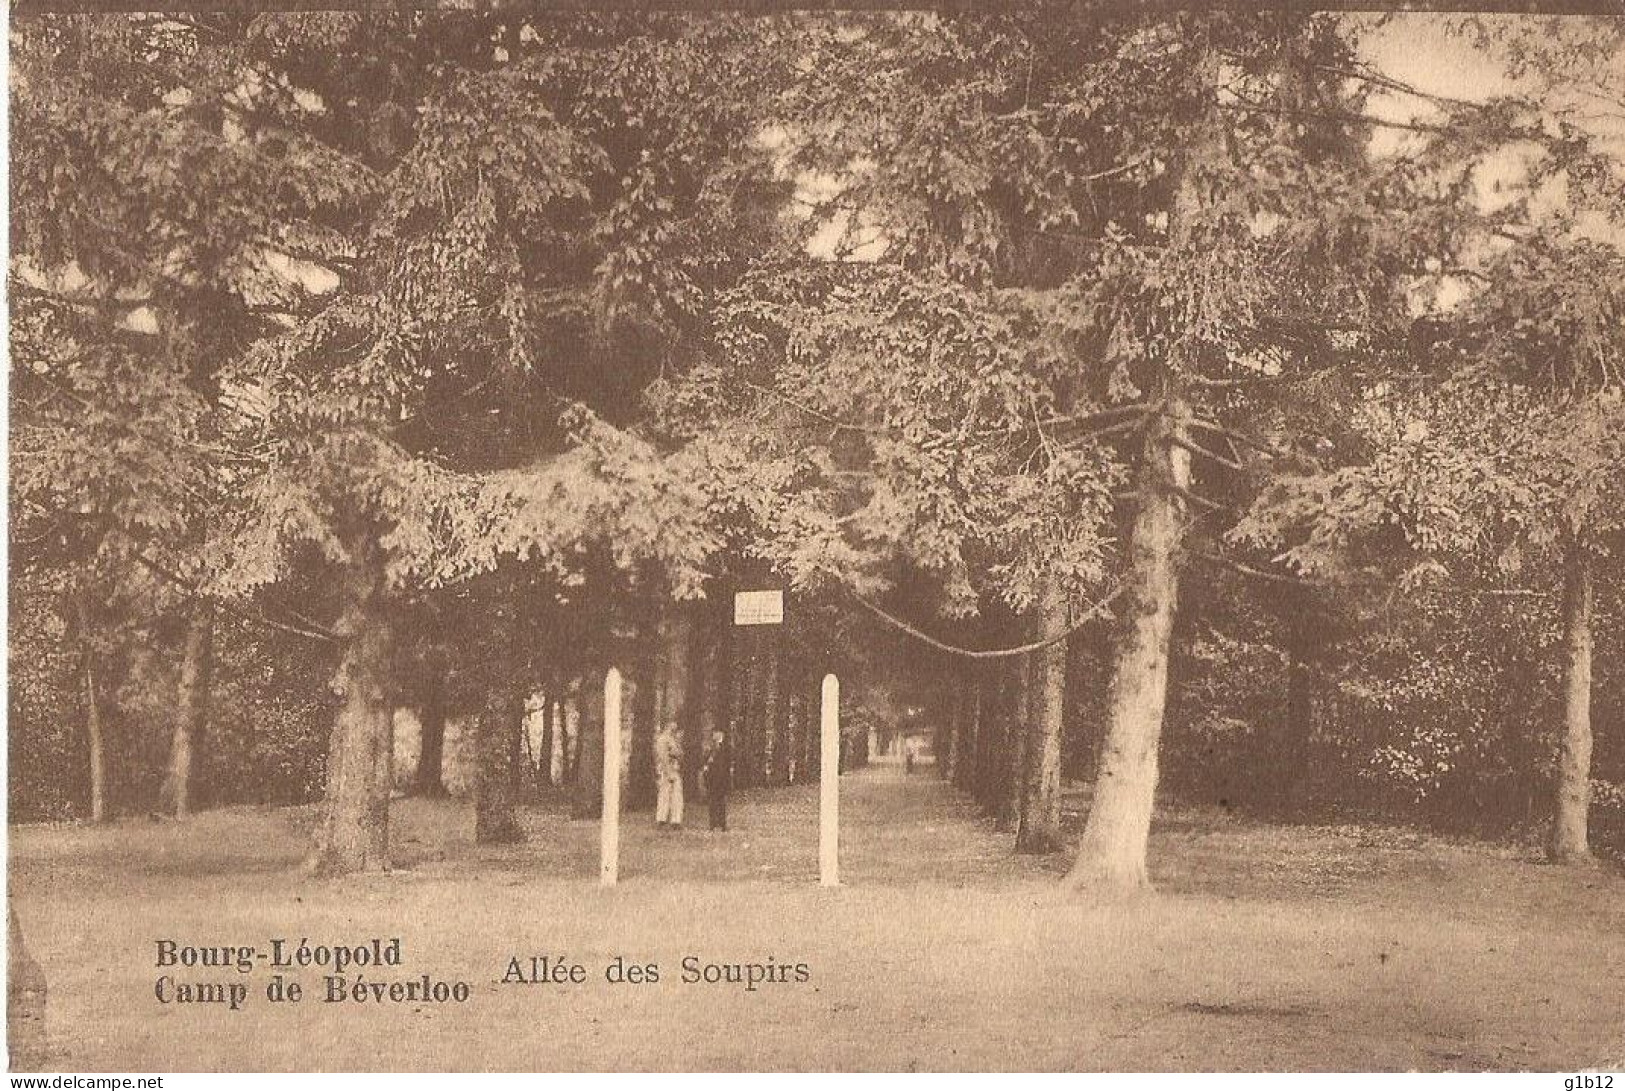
xmin=296 ymin=546 xmax=1207 ymax=880
xmin=299 ymin=500 xmax=1592 ymax=878
xmin=228 ymin=536 xmax=1605 ymax=878
xmin=721 ymin=618 xmax=820 ymax=790
xmin=75 ymin=589 xmax=218 ymax=825
xmin=939 ymin=511 xmax=1598 ymax=886
xmin=927 ymin=585 xmax=1066 ymax=854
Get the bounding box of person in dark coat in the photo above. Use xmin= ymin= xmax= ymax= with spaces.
xmin=701 ymin=729 xmax=729 ymax=831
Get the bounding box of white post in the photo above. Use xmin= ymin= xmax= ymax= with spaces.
xmin=600 ymin=667 xmax=623 ymax=887
xmin=820 ymin=673 xmax=840 ymax=888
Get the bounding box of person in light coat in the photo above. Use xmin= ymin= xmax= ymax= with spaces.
xmin=654 ymin=724 xmax=685 ymax=829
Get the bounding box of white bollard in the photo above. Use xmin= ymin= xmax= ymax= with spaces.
xmin=820 ymin=673 xmax=840 ymax=888
xmin=600 ymin=667 xmax=623 ymax=887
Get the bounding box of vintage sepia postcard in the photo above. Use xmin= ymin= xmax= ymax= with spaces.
xmin=6 ymin=0 xmax=1624 ymax=1075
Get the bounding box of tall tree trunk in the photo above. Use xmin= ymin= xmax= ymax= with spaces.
xmin=411 ymin=678 xmax=449 ymax=797
xmin=1067 ymin=409 xmax=1191 ymax=892
xmin=761 ymin=632 xmax=781 ymax=783
xmin=160 ymin=604 xmax=214 ymax=817
xmin=1279 ymin=596 xmax=1316 ymax=813
xmin=944 ymin=679 xmax=963 ymax=786
xmin=564 ymin=681 xmax=582 ymax=784
xmin=83 ymin=655 xmax=108 ymax=824
xmin=785 ymin=689 xmax=801 ymax=783
xmin=518 ymin=695 xmax=537 ymax=794
xmin=474 ymin=682 xmax=525 ymax=844
xmin=734 ymin=633 xmax=755 ymax=788
xmin=629 ymin=622 xmax=659 ymax=809
xmin=975 ymin=671 xmax=997 ymax=809
xmin=983 ymin=668 xmax=1008 ymax=814
xmin=539 ymin=692 xmax=556 ymax=788
xmin=572 ymin=677 xmax=604 ymax=819
xmin=804 ymin=673 xmax=817 ymax=778
xmin=691 ymin=614 xmax=719 ymax=797
xmin=552 ymin=695 xmax=568 ymax=785
xmin=1550 ymin=538 xmax=1594 ymax=864
xmin=777 ymin=643 xmax=796 ymax=786
xmin=726 ymin=629 xmax=743 ymax=788
xmin=660 ymin=610 xmax=695 ymax=763
xmin=997 ymin=655 xmax=1031 ymax=832
xmin=1018 ymin=581 xmax=1067 ymax=853
xmin=72 ymin=591 xmax=110 ymax=824
xmin=308 ymin=533 xmax=394 ymax=875
xmin=956 ymin=675 xmax=980 ymax=793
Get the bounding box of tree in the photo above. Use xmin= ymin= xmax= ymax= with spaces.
xmin=1238 ymin=14 xmax=1625 ymax=861
xmin=158 ymin=604 xmax=213 ymax=816
xmin=212 ymin=13 xmax=782 ymax=871
xmin=674 ymin=11 xmax=1449 ymax=892
xmin=11 ymin=13 xmax=373 ymax=821
xmin=13 ymin=11 xmax=784 ymax=868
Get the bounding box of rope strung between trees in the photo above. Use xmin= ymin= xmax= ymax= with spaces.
xmin=850 ymin=579 xmax=1132 ymax=660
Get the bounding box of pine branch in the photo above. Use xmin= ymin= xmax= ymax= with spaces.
xmin=1216 ymin=98 xmax=1454 ymax=137
xmin=1188 ymin=372 xmax=1288 ymax=390
xmin=1166 ymin=482 xmax=1228 ymax=513
xmin=743 ymin=380 xmax=887 ymax=437
xmin=1054 ymin=415 xmax=1152 ymax=446
xmin=1189 ymin=418 xmax=1302 ymax=464
xmin=1314 ymin=62 xmax=1478 ymax=113
xmin=1193 ymin=549 xmax=1326 ymax=588
xmin=1192 ymin=550 xmax=1556 ymax=602
xmin=1034 ymin=402 xmax=1155 ymax=431
xmin=1169 ymin=432 xmax=1246 ymax=473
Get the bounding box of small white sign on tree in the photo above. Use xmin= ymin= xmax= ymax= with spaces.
xmin=733 ymin=589 xmax=784 ymax=626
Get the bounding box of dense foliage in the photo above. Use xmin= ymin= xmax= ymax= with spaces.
xmin=9 ymin=10 xmax=1622 ymax=878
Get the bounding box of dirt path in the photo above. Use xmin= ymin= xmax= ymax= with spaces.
xmin=9 ymin=766 xmax=1625 ymax=1071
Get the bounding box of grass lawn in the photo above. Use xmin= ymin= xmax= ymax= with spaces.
xmin=8 ymin=761 xmax=1625 ymax=1072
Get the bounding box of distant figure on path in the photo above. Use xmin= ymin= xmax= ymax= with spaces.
xmin=655 ymin=725 xmax=684 ymax=829
xmin=905 ymin=737 xmax=917 ymax=774
xmin=701 ymin=729 xmax=729 ymax=831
